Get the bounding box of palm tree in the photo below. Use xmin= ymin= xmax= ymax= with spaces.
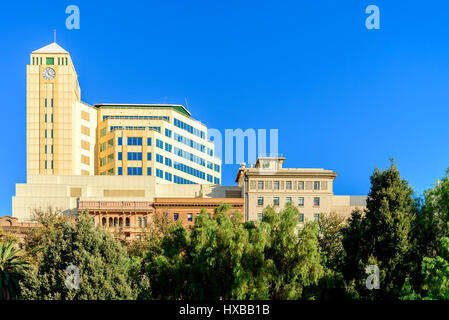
xmin=0 ymin=242 xmax=29 ymax=300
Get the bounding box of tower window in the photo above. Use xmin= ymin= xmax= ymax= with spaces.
xmin=46 ymin=57 xmax=54 ymax=65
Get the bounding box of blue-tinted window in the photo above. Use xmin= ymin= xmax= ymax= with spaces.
xmin=165 ymin=158 xmax=172 ymax=167
xmin=147 ymin=167 xmax=152 ymax=176
xmin=156 ymin=139 xmax=163 ymax=149
xmin=214 ymin=164 xmax=220 ymax=173
xmin=118 ymin=152 xmax=122 ymax=161
xmin=165 ymin=143 xmax=172 ymax=152
xmin=118 ymin=167 xmax=122 ymax=175
xmin=127 ymin=137 xmax=142 ymax=146
xmin=127 ymin=167 xmax=142 ymax=175
xmin=165 ymin=128 xmax=172 ymax=138
xmin=214 ymin=177 xmax=220 ymax=184
xmin=156 ymin=154 xmax=163 ymax=164
xmin=156 ymin=169 xmax=163 ymax=178
xmin=127 ymin=152 xmax=142 ymax=161
xmin=173 ymin=161 xmax=206 ymax=180
xmin=174 ymin=213 xmax=179 ymax=221
xmin=165 ymin=172 xmax=172 ymax=181
xmin=118 ymin=137 xmax=123 ymax=146
xmin=147 ymin=152 xmax=152 ymax=161
xmin=147 ymin=137 xmax=152 ymax=146
xmin=174 ymin=118 xmax=205 ymax=139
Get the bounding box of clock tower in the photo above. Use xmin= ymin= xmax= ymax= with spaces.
xmin=27 ymin=42 xmax=96 ymax=176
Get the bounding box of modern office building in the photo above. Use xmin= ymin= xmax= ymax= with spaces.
xmin=13 ymin=41 xmax=223 ymax=221
xmin=95 ymin=103 xmax=221 ymax=184
xmin=236 ymin=156 xmax=366 ymax=222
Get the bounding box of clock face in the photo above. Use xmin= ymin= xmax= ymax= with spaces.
xmin=42 ymin=67 xmax=56 ymax=80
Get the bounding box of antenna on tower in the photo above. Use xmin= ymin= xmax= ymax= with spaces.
xmin=185 ymin=97 xmax=190 ymax=111
xmin=54 ymin=29 xmax=56 ymax=42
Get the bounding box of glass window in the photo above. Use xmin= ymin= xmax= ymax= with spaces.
xmin=258 ymin=181 xmax=264 ymax=190
xmin=187 ymin=213 xmax=193 ymax=222
xmin=127 ymin=137 xmax=142 ymax=146
xmin=299 ymin=214 xmax=304 ymax=223
xmin=118 ymin=152 xmax=122 ymax=161
xmin=274 ymin=181 xmax=280 ymax=190
xmin=46 ymin=57 xmax=54 ymax=65
xmin=165 ymin=128 xmax=172 ymax=138
xmin=118 ymin=167 xmax=122 ymax=175
xmin=314 ymin=213 xmax=320 ymax=222
xmin=118 ymin=137 xmax=122 ymax=145
xmin=147 ymin=152 xmax=152 ymax=161
xmin=165 ymin=143 xmax=172 ymax=152
xmin=258 ymin=213 xmax=264 ymax=222
xmin=273 ymin=197 xmax=279 ymax=206
xmin=314 ymin=181 xmax=320 ymax=190
xmin=298 ymin=197 xmax=304 ymax=207
xmin=147 ymin=167 xmax=152 ymax=176
xmin=257 ymin=197 xmax=264 ymax=206
xmin=286 ymin=181 xmax=292 ymax=190
xmin=298 ymin=181 xmax=304 ymax=190
xmin=147 ymin=137 xmax=152 ymax=146
xmin=174 ymin=213 xmax=179 ymax=221
xmin=286 ymin=197 xmax=292 ymax=204
xmin=314 ymin=197 xmax=320 ymax=207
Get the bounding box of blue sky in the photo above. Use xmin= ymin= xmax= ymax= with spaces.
xmin=1 ymin=0 xmax=449 ymax=216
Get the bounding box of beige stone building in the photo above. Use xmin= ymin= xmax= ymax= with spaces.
xmin=236 ymin=156 xmax=366 ymax=222
xmin=12 ymin=174 xmax=241 ymax=222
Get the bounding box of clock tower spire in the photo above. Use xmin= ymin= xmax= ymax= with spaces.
xmin=26 ymin=41 xmax=95 ymax=177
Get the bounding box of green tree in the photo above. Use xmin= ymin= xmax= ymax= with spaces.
xmin=342 ymin=160 xmax=416 ymax=299
xmin=263 ymin=205 xmax=324 ymax=300
xmin=21 ymin=212 xmax=135 ymax=300
xmin=0 ymin=241 xmax=29 ymax=300
xmin=184 ymin=204 xmax=265 ymax=299
xmin=310 ymin=212 xmax=349 ymax=300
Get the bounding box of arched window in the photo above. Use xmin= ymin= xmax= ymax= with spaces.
xmin=102 ymin=217 xmax=106 ymax=227
xmin=109 ymin=217 xmax=113 ymax=227
xmin=119 ymin=218 xmax=123 ymax=227
xmin=138 ymin=217 xmax=142 ymax=227
xmin=125 ymin=217 xmax=130 ymax=227
xmin=143 ymin=217 xmax=147 ymax=227
xmin=114 ymin=217 xmax=118 ymax=227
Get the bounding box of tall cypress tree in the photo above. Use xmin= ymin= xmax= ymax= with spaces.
xmin=342 ymin=160 xmax=416 ymax=299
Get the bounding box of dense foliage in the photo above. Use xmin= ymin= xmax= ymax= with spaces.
xmin=2 ymin=160 xmax=449 ymax=300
